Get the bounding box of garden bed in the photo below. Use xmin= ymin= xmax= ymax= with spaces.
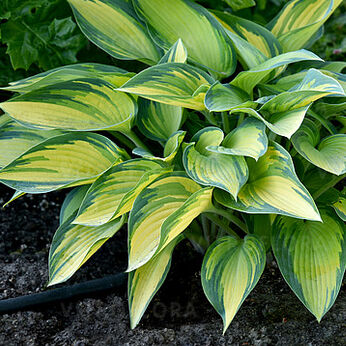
xmin=0 ymin=185 xmax=345 ymax=345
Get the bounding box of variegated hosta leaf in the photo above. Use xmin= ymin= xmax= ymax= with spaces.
xmin=136 ymin=98 xmax=183 ymax=141
xmin=215 ymin=142 xmax=321 ymax=221
xmin=201 ymin=235 xmax=266 ymax=333
xmin=1 ymin=63 xmax=134 ymax=93
xmin=272 ymin=209 xmax=345 ymax=321
xmin=136 ymin=40 xmax=186 ymax=141
xmin=230 ymin=49 xmax=322 ymax=93
xmin=59 ymin=185 xmax=90 ymax=225
xmin=133 ymin=0 xmax=236 ymax=77
xmin=235 ymin=69 xmax=345 ymax=138
xmin=119 ymin=63 xmax=214 ymax=110
xmin=231 ymin=105 xmax=311 ymax=139
xmin=133 ymin=131 xmax=186 ymax=164
xmin=48 ymin=214 xmax=125 ymax=286
xmin=332 ymin=193 xmax=346 ymax=222
xmin=68 ymin=0 xmax=161 ymax=64
xmin=183 ymin=127 xmax=248 ymax=199
xmin=73 ymin=159 xmax=167 ymax=226
xmin=260 ymin=69 xmax=345 ymax=114
xmin=292 ymin=119 xmax=346 ymax=175
xmin=207 ymin=118 xmax=268 ymax=161
xmin=0 ymin=132 xmax=126 ymax=193
xmin=127 ymin=172 xmax=213 ymax=271
xmin=212 ymin=11 xmax=282 ymax=69
xmin=3 ymin=190 xmax=26 ymax=208
xmin=204 ymin=82 xmax=250 ymax=112
xmin=0 ymin=115 xmax=64 ymax=169
xmin=0 ymin=78 xmax=137 ymax=132
xmin=268 ymin=0 xmax=342 ymax=52
xmin=128 ymin=236 xmax=182 ymax=329
xmin=159 ymin=39 xmax=188 ymax=64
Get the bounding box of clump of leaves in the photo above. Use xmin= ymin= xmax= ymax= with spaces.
xmin=0 ymin=0 xmax=345 ymax=333
xmin=0 ymin=0 xmax=87 ymax=72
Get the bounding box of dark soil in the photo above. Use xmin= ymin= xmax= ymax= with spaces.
xmin=0 ymin=185 xmax=345 ymax=346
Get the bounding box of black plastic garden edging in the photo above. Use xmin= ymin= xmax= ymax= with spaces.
xmin=0 ymin=272 xmax=126 ymax=314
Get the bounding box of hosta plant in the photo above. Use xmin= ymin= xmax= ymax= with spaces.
xmin=1 ymin=0 xmax=345 ymax=333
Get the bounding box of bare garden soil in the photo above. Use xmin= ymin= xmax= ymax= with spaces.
xmin=0 ymin=185 xmax=345 ymax=346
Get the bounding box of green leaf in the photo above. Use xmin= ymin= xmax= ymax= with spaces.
xmin=59 ymin=185 xmax=90 ymax=225
xmin=159 ymin=38 xmax=188 ymax=64
xmin=128 ymin=236 xmax=182 ymax=329
xmin=68 ymin=0 xmax=160 ymax=64
xmin=1 ymin=78 xmax=137 ymax=132
xmin=133 ymin=131 xmax=186 ymax=164
xmin=73 ymin=159 xmax=167 ymax=226
xmin=223 ymin=0 xmax=255 ymax=11
xmin=127 ymin=172 xmax=213 ymax=271
xmin=215 ymin=142 xmax=321 ymax=221
xmin=272 ymin=209 xmax=345 ymax=321
xmin=332 ymin=192 xmax=346 ymax=222
xmin=268 ymin=0 xmax=343 ymax=52
xmin=204 ymin=82 xmax=250 ymax=112
xmin=260 ymin=69 xmax=345 ymax=114
xmin=49 ymin=214 xmax=125 ymax=286
xmin=245 ymin=214 xmax=272 ymax=251
xmin=212 ymin=10 xmax=282 ymax=68
xmin=201 ymin=235 xmax=266 ymax=333
xmin=230 ymin=49 xmax=322 ymax=93
xmin=231 ymin=105 xmax=311 ymax=139
xmin=133 ymin=0 xmax=236 ymax=77
xmin=0 ymin=132 xmax=126 ymax=193
xmin=183 ymin=127 xmax=248 ymax=199
xmin=234 ymin=69 xmax=345 ymax=138
xmin=292 ymin=119 xmax=346 ymax=175
xmin=136 ymin=40 xmax=186 ymax=141
xmin=118 ymin=62 xmax=215 ymax=110
xmin=1 ymin=63 xmax=134 ymax=93
xmin=1 ymin=0 xmax=86 ymax=70
xmin=207 ymin=118 xmax=268 ymax=161
xmin=0 ymin=115 xmax=64 ymax=169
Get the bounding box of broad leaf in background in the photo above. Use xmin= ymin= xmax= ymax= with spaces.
xmin=268 ymin=0 xmax=342 ymax=52
xmin=68 ymin=0 xmax=161 ymax=64
xmin=0 ymin=132 xmax=126 ymax=193
xmin=272 ymin=209 xmax=345 ymax=321
xmin=204 ymin=82 xmax=250 ymax=112
xmin=0 ymin=115 xmax=63 ymax=168
xmin=136 ymin=40 xmax=186 ymax=141
xmin=183 ymin=127 xmax=248 ymax=199
xmin=119 ymin=62 xmax=214 ymax=110
xmin=1 ymin=0 xmax=86 ymax=70
xmin=1 ymin=63 xmax=134 ymax=92
xmin=201 ymin=235 xmax=266 ymax=333
xmin=49 ymin=214 xmax=125 ymax=286
xmin=215 ymin=142 xmax=321 ymax=221
xmin=128 ymin=173 xmax=213 ymax=271
xmin=73 ymin=159 xmax=167 ymax=226
xmin=128 ymin=236 xmax=182 ymax=329
xmin=133 ymin=0 xmax=236 ymax=78
xmin=230 ymin=49 xmax=322 ymax=93
xmin=1 ymin=78 xmax=137 ymax=132
xmin=206 ymin=118 xmax=268 ymax=161
xmin=222 ymin=0 xmax=255 ymax=11
xmin=292 ymin=119 xmax=346 ymax=175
